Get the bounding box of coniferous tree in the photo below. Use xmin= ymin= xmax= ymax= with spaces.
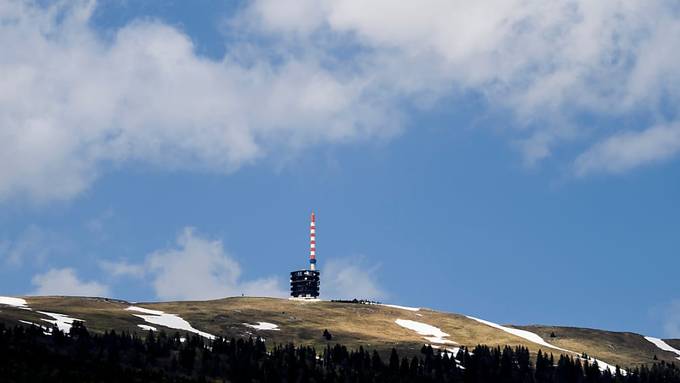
xmin=4 ymin=322 xmax=680 ymax=383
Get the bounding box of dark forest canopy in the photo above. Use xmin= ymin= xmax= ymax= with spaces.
xmin=1 ymin=322 xmax=679 ymax=382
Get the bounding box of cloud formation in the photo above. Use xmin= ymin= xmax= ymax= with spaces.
xmin=0 ymin=1 xmax=396 ymax=202
xmin=321 ymin=257 xmax=386 ymax=300
xmin=99 ymin=260 xmax=146 ymax=279
xmin=575 ymin=123 xmax=680 ymax=175
xmin=2 ymin=0 xmax=680 ymax=204
xmin=1 ymin=225 xmax=68 ymax=267
xmin=245 ymin=0 xmax=680 ymax=171
xmin=143 ymin=228 xmax=287 ymax=300
xmin=100 ymin=229 xmax=387 ymax=301
xmin=31 ymin=268 xmax=110 ymax=296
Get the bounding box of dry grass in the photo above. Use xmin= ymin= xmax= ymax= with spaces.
xmin=515 ymin=325 xmax=678 ymax=368
xmin=666 ymin=339 xmax=680 ymax=350
xmin=0 ymin=296 xmax=672 ymax=368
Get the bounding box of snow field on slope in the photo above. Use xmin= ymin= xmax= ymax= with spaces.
xmin=395 ymin=319 xmax=457 ymax=345
xmin=466 ymin=315 xmax=623 ymax=374
xmin=645 ymin=337 xmax=680 ymax=361
xmin=19 ymin=320 xmax=52 ymax=335
xmin=465 ymin=316 xmax=569 ymax=352
xmin=380 ymin=304 xmax=420 ymax=312
xmin=38 ymin=311 xmax=82 ymax=333
xmin=126 ymin=306 xmax=215 ymax=339
xmin=0 ymin=296 xmax=30 ymax=309
xmin=2 ymin=296 xmax=85 ymax=334
xmin=243 ymin=322 xmax=280 ymax=331
xmin=577 ymin=356 xmax=622 ymax=374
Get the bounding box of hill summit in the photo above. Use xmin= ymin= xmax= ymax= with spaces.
xmin=2 ymin=295 xmax=679 ymax=370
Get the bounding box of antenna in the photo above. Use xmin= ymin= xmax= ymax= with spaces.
xmin=309 ymin=211 xmax=316 ymax=270
xmin=290 ymin=211 xmax=321 ymax=299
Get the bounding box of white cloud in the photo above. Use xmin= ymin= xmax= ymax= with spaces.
xmin=244 ymin=0 xmax=680 ymax=165
xmin=99 ymin=260 xmax=145 ymax=278
xmin=249 ymin=1 xmax=680 ymax=108
xmin=574 ymin=123 xmax=680 ymax=175
xmin=144 ymin=228 xmax=287 ymax=300
xmin=31 ymin=267 xmax=110 ymax=296
xmin=2 ymin=0 xmax=680 ymax=202
xmin=321 ymin=257 xmax=386 ymax=300
xmin=0 ymin=1 xmax=397 ymax=202
xmin=29 ymin=230 xmax=386 ymax=301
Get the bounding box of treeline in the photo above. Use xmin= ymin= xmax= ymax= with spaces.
xmin=1 ymin=322 xmax=680 ymax=382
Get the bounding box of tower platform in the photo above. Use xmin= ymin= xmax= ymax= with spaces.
xmin=289 ymin=269 xmax=320 ymax=299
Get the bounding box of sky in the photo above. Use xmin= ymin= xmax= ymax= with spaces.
xmin=1 ymin=0 xmax=679 ymax=338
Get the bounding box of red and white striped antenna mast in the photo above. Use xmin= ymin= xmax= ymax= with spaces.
xmin=309 ymin=212 xmax=317 ymax=270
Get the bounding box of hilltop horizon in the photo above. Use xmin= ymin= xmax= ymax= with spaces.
xmin=1 ymin=0 xmax=679 ymax=341
xmin=3 ymin=294 xmax=680 ymax=372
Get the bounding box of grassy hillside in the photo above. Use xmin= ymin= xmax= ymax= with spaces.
xmin=514 ymin=325 xmax=671 ymax=368
xmin=1 ymin=296 xmax=678 ymax=370
xmin=668 ymin=340 xmax=680 ymax=350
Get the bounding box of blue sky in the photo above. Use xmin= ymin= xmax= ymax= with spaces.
xmin=1 ymin=1 xmax=680 ymax=338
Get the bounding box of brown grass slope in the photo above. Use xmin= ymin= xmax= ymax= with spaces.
xmin=1 ymin=296 xmax=677 ymax=369
xmin=667 ymin=340 xmax=680 ymax=350
xmin=514 ymin=325 xmax=679 ymax=368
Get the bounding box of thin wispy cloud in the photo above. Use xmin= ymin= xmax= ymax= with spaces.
xmin=85 ymin=209 xmax=115 ymax=241
xmin=99 ymin=260 xmax=145 ymax=279
xmin=662 ymin=300 xmax=680 ymax=338
xmin=1 ymin=225 xmax=69 ymax=267
xmin=575 ymin=123 xmax=680 ymax=176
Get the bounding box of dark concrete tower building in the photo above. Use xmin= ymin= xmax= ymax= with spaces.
xmin=290 ymin=212 xmax=320 ymax=299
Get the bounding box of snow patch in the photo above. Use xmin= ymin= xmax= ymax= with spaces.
xmin=0 ymin=296 xmax=31 ymax=310
xmin=126 ymin=306 xmax=215 ymax=340
xmin=138 ymin=324 xmax=157 ymax=332
xmin=465 ymin=315 xmax=623 ymax=374
xmin=19 ymin=320 xmax=52 ymax=336
xmin=381 ymin=304 xmax=420 ymax=311
xmin=431 ymin=346 xmax=467 ymax=368
xmin=19 ymin=319 xmax=50 ymax=330
xmin=38 ymin=311 xmax=81 ymax=333
xmin=465 ymin=316 xmax=569 ymax=352
xmin=395 ymin=319 xmax=457 ymax=345
xmin=435 ymin=346 xmax=462 ymax=356
xmin=577 ymin=355 xmax=623 ymax=374
xmin=243 ymin=322 xmax=280 ymax=331
xmin=645 ymin=336 xmax=680 ymax=361
xmin=126 ymin=306 xmax=164 ymax=315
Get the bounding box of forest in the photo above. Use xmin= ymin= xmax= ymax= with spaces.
xmin=1 ymin=322 xmax=679 ymax=382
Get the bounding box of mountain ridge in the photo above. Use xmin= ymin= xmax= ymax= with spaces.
xmin=1 ymin=295 xmax=678 ymax=370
